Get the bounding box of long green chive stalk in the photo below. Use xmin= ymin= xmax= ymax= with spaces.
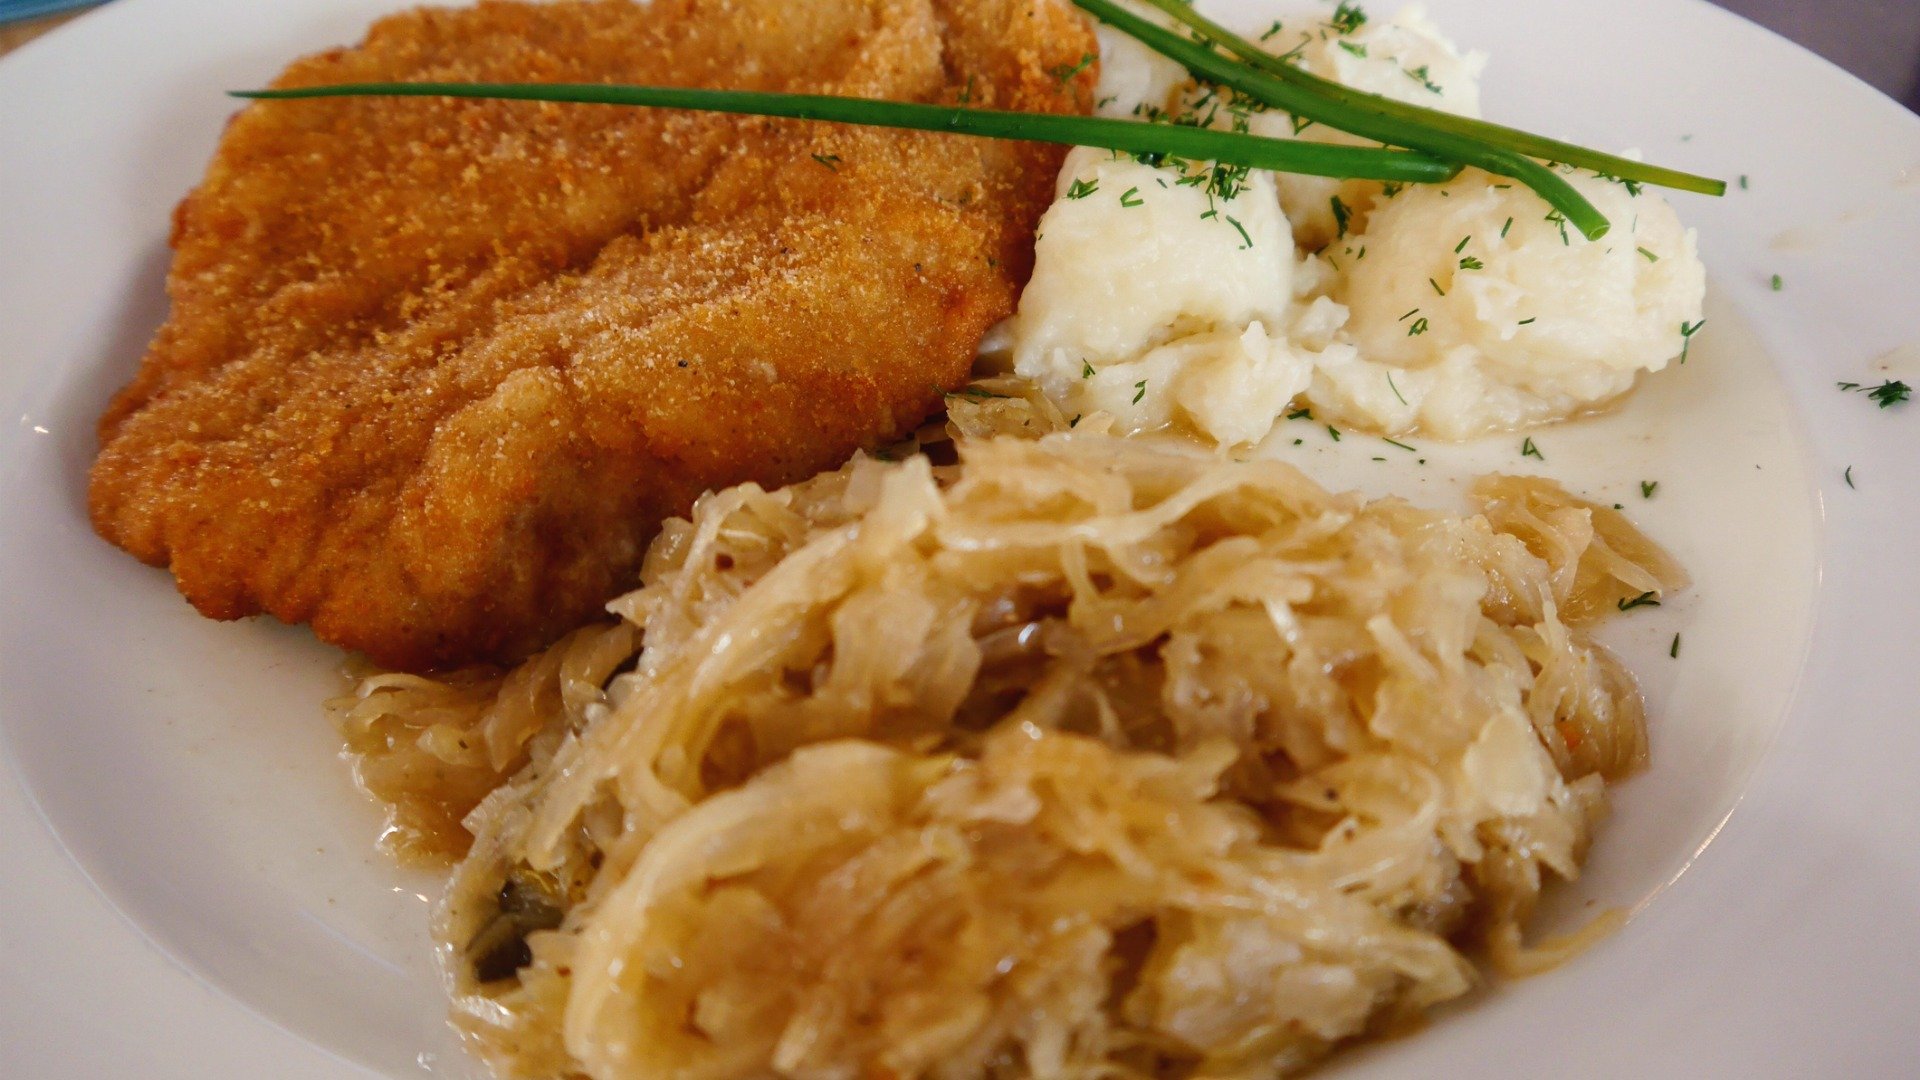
xmin=1072 ymin=0 xmax=1612 ymax=239
xmin=232 ymin=82 xmax=1457 ymax=183
xmin=1130 ymin=0 xmax=1725 ymax=197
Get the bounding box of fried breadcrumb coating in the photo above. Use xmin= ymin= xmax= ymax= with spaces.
xmin=90 ymin=0 xmax=1095 ymax=671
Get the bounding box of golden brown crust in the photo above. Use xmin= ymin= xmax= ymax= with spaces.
xmin=89 ymin=0 xmax=1095 ymax=670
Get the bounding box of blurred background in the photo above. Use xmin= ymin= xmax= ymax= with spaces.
xmin=1720 ymin=0 xmax=1920 ymax=111
xmin=2 ymin=0 xmax=1918 ymax=111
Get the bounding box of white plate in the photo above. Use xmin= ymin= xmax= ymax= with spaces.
xmin=2 ymin=0 xmax=1917 ymax=1077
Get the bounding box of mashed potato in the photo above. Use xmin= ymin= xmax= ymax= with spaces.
xmin=1002 ymin=3 xmax=1707 ymax=446
xmin=1008 ymin=145 xmax=1302 ymax=443
xmin=1253 ymin=4 xmax=1485 ymax=249
xmin=1319 ymin=168 xmax=1706 ymax=436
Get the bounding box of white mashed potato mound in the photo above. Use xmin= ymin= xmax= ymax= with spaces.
xmin=1009 ymin=145 xmax=1305 ymax=443
xmin=1255 ymin=5 xmax=1485 ymax=249
xmin=1090 ymin=21 xmax=1187 ymax=119
xmin=1319 ymin=168 xmax=1705 ymax=437
xmin=1003 ymin=4 xmax=1707 ymax=446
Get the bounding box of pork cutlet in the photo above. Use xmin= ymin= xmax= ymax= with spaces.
xmin=89 ymin=0 xmax=1095 ymax=671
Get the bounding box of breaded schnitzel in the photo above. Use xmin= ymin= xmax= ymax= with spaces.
xmin=89 ymin=0 xmax=1095 ymax=671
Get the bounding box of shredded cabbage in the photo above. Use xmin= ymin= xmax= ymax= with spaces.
xmin=333 ymin=431 xmax=1683 ymax=1078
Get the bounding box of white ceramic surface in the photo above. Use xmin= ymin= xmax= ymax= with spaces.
xmin=1 ymin=0 xmax=1916 ymax=1077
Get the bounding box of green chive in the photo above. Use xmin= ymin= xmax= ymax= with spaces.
xmin=233 ymin=82 xmax=1455 ymax=184
xmin=1118 ymin=0 xmax=1724 ymax=201
xmin=1072 ymin=0 xmax=1613 ymax=238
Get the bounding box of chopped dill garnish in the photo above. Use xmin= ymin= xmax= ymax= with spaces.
xmin=1771 ymin=273 xmax=1783 ymax=291
xmin=948 ymin=386 xmax=1012 ymax=401
xmin=1398 ymin=307 xmax=1420 ymax=322
xmin=1454 ymin=235 xmax=1471 ymax=253
xmin=1287 ymin=406 xmax=1313 ymax=420
xmin=1327 ymin=424 xmax=1342 ymax=441
xmin=1225 ymin=214 xmax=1253 ymax=248
xmin=1338 ymin=41 xmax=1368 ymax=58
xmin=1051 ymin=52 xmax=1096 ymax=84
xmin=1330 ymin=195 xmax=1353 ymax=237
xmin=1670 ymin=633 xmax=1681 ymax=658
xmin=1679 ymin=319 xmax=1706 ymax=363
xmin=1617 ymin=591 xmax=1661 ymax=611
xmin=1404 ymin=64 xmax=1442 ymax=93
xmin=1500 ymin=216 xmax=1514 ymax=238
xmin=1120 ymin=186 xmax=1144 ymax=207
xmin=1844 ymin=465 xmax=1855 ymax=488
xmin=1739 ymin=174 xmax=1750 ymax=190
xmin=1837 ymin=379 xmax=1911 ymax=408
xmin=1641 ymin=480 xmax=1658 ymax=498
xmin=1458 ymin=255 xmax=1484 ymax=270
xmin=1386 ymin=371 xmax=1407 ymax=405
xmin=1545 ymin=209 xmax=1571 ymax=245
xmin=1082 ymin=360 xmax=1095 ymax=379
xmin=1429 ymin=277 xmax=1446 ymax=297
xmin=1258 ymin=19 xmax=1285 ymax=42
xmin=811 ymin=153 xmax=841 ymax=170
xmin=1329 ymin=2 xmax=1368 ymax=34
xmin=1065 ymin=177 xmax=1098 ymax=199
xmin=1638 ymin=246 xmax=1659 ymax=262
xmin=1517 ymin=316 xmax=1537 ymax=325
xmin=1383 ymin=436 xmax=1417 ymax=452
xmin=1520 ymin=436 xmax=1543 ymax=460
xmin=1408 ymin=316 xmax=1429 ymax=336
xmin=1132 ymin=379 xmax=1148 ymax=404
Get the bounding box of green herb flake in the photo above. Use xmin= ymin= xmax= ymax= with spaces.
xmin=811 ymin=153 xmax=841 ymax=170
xmin=1338 ymin=41 xmax=1367 ymax=58
xmin=1387 ymin=371 xmax=1407 ymax=405
xmin=1065 ymin=177 xmax=1098 ymax=200
xmin=1383 ymin=436 xmax=1417 ymax=452
xmin=1051 ymin=52 xmax=1095 ymax=84
xmin=1330 ymin=2 xmax=1368 ymax=34
xmin=1670 ymin=633 xmax=1681 ymax=658
xmin=1865 ymin=380 xmax=1912 ymax=408
xmin=1739 ymin=174 xmax=1750 ymax=190
xmin=1641 ymin=480 xmax=1658 ymax=499
xmin=1408 ymin=317 xmax=1430 ymax=337
xmin=1429 ymin=277 xmax=1446 ymax=297
xmin=1520 ymin=436 xmax=1543 ymax=460
xmin=1844 ymin=465 xmax=1855 ymax=489
xmin=1679 ymin=319 xmax=1706 ymax=363
xmin=1287 ymin=406 xmax=1313 ymax=420
xmin=1500 ymin=216 xmax=1514 ymax=239
xmin=1458 ymin=255 xmax=1484 ymax=270
xmin=1454 ymin=235 xmax=1471 ymax=254
xmin=1638 ymin=246 xmax=1659 ymax=263
xmin=1132 ymin=380 xmax=1148 ymax=405
xmin=1770 ymin=273 xmax=1783 ymax=291
xmin=1327 ymin=424 xmax=1342 ymax=442
xmin=1330 ymin=195 xmax=1353 ymax=238
xmin=1226 ymin=214 xmax=1253 ymax=249
xmin=1082 ymin=360 xmax=1095 ymax=379
xmin=1617 ymin=591 xmax=1661 ymax=611
xmin=1119 ymin=186 xmax=1143 ymax=208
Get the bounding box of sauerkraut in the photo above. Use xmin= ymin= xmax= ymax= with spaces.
xmin=335 ymin=430 xmax=1684 ymax=1079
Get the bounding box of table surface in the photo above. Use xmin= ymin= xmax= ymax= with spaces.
xmin=4 ymin=2 xmax=1919 ymax=112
